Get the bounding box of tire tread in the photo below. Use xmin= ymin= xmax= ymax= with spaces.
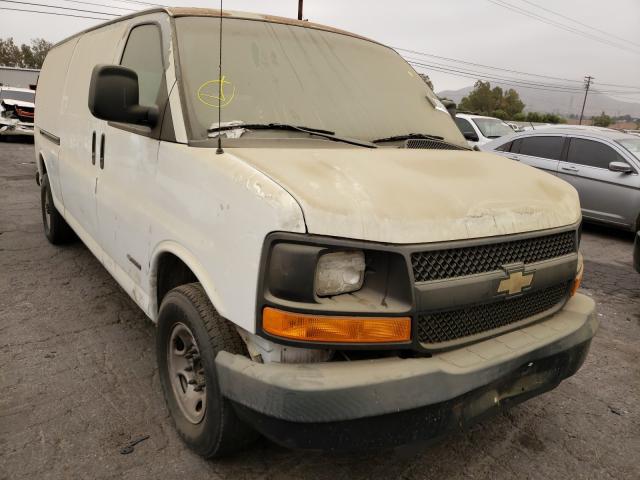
xmin=159 ymin=283 xmax=257 ymax=458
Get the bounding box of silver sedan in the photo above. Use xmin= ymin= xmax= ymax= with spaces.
xmin=483 ymin=126 xmax=640 ymax=232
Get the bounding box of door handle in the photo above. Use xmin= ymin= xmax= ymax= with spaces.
xmin=99 ymin=133 xmax=105 ymax=169
xmin=508 ymin=155 xmax=520 ymax=161
xmin=91 ymin=131 xmax=96 ymax=165
xmin=561 ymin=165 xmax=579 ymax=172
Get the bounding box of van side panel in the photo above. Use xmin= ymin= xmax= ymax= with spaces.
xmin=34 ymin=38 xmax=79 ymax=203
xmin=57 ymin=23 xmax=128 ymax=248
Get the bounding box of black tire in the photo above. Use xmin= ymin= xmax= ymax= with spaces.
xmin=157 ymin=283 xmax=258 ymax=458
xmin=40 ymin=173 xmax=74 ymax=244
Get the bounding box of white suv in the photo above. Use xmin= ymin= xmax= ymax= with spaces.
xmin=34 ymin=7 xmax=596 ymax=457
xmin=455 ymin=113 xmax=514 ymax=147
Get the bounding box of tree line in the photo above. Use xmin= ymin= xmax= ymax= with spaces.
xmin=454 ymin=80 xmax=567 ymax=124
xmin=0 ymin=37 xmax=52 ymax=69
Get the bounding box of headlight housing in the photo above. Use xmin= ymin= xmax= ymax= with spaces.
xmin=261 ymin=235 xmax=413 ymax=325
xmin=314 ymin=251 xmax=365 ymax=297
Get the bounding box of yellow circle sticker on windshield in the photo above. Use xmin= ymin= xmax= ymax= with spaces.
xmin=197 ymin=76 xmax=236 ymax=108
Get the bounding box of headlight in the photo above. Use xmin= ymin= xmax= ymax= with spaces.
xmin=314 ymin=250 xmax=365 ymax=297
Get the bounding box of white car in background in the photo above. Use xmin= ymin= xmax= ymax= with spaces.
xmin=454 ymin=113 xmax=514 ymax=147
xmin=0 ymin=86 xmax=35 ymax=137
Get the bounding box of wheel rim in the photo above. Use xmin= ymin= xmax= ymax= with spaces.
xmin=167 ymin=323 xmax=207 ymax=424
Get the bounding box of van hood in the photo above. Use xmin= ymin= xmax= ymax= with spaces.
xmin=230 ymin=148 xmax=581 ymax=244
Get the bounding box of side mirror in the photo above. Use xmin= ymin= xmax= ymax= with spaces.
xmin=463 ymin=131 xmax=479 ymax=142
xmin=88 ymin=64 xmax=158 ymax=127
xmin=608 ymin=161 xmax=633 ymax=174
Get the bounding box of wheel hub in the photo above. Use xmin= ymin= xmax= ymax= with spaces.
xmin=167 ymin=323 xmax=206 ymax=424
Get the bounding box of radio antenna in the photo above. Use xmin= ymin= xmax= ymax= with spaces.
xmin=216 ymin=0 xmax=224 ymax=154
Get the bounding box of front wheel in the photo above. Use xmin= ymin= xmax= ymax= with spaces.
xmin=156 ymin=283 xmax=258 ymax=458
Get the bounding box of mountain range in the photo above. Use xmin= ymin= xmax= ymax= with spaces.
xmin=437 ymin=84 xmax=640 ymax=118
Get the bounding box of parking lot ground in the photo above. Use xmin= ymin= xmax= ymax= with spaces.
xmin=1 ymin=140 xmax=639 ymax=480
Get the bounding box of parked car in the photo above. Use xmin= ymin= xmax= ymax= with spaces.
xmin=35 ymin=7 xmax=596 ymax=457
xmin=506 ymin=121 xmax=524 ymax=132
xmin=454 ymin=113 xmax=514 ymax=147
xmin=0 ymin=86 xmax=35 ymax=137
xmin=623 ymin=129 xmax=640 ymax=138
xmin=484 ymin=127 xmax=640 ymax=232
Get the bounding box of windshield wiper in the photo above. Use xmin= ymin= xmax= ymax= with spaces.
xmin=372 ymin=133 xmax=444 ymax=143
xmin=207 ymin=123 xmax=377 ymax=148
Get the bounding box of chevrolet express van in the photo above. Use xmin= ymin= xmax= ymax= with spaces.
xmin=35 ymin=8 xmax=597 ymax=457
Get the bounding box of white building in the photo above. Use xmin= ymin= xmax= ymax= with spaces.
xmin=0 ymin=66 xmax=40 ymax=89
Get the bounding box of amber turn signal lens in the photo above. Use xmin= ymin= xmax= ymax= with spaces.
xmin=262 ymin=307 xmax=411 ymax=343
xmin=570 ymin=252 xmax=584 ymax=296
xmin=570 ymin=271 xmax=583 ymax=296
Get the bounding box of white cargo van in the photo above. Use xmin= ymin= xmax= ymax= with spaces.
xmin=35 ymin=7 xmax=597 ymax=457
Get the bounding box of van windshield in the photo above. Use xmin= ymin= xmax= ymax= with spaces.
xmin=174 ymin=16 xmax=466 ymax=147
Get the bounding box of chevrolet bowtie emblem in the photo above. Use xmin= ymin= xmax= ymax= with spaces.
xmin=498 ymin=270 xmax=534 ymax=295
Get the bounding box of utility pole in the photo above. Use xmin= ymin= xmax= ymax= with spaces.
xmin=298 ymin=0 xmax=303 ymax=20
xmin=579 ymin=75 xmax=593 ymax=125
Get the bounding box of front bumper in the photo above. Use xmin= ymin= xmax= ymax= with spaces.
xmin=216 ymin=293 xmax=597 ymax=449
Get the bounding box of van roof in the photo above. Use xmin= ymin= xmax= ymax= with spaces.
xmin=54 ymin=7 xmax=378 ymax=48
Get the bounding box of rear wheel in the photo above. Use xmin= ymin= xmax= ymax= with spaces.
xmin=40 ymin=174 xmax=74 ymax=244
xmin=157 ymin=283 xmax=258 ymax=458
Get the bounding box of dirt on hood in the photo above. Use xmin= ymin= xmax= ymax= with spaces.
xmin=230 ymin=147 xmax=581 ymax=244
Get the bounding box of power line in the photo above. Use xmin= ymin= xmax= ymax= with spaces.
xmin=57 ymin=0 xmax=139 ymax=12
xmin=407 ymin=59 xmax=588 ymax=92
xmin=395 ymin=46 xmax=584 ymax=84
xmin=408 ymin=62 xmax=589 ymax=94
xmin=404 ymin=57 xmax=585 ymax=91
xmin=397 ymin=46 xmax=640 ymax=92
xmin=409 ymin=61 xmax=640 ymax=98
xmin=484 ymin=0 xmax=640 ymax=55
xmin=517 ymin=0 xmax=640 ymax=49
xmin=0 ymin=5 xmax=109 ymax=20
xmin=594 ymin=81 xmax=640 ymax=90
xmin=110 ymin=0 xmax=163 ymax=7
xmin=0 ymin=0 xmax=119 ymax=16
xmin=591 ymin=89 xmax=640 ymax=95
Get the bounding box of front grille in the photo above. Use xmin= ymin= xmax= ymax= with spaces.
xmin=405 ymin=139 xmax=469 ymax=150
xmin=412 ymin=230 xmax=576 ymax=282
xmin=417 ymin=281 xmax=571 ymax=345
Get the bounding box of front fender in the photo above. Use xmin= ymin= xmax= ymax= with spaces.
xmin=148 ymin=240 xmax=225 ymax=322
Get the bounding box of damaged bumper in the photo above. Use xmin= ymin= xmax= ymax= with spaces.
xmin=0 ymin=119 xmax=34 ymax=136
xmin=215 ymin=293 xmax=597 ymax=450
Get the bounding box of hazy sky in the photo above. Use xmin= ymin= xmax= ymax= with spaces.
xmin=2 ymin=0 xmax=639 ymax=100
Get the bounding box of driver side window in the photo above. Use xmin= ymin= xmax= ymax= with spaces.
xmin=120 ymin=24 xmax=164 ymax=107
